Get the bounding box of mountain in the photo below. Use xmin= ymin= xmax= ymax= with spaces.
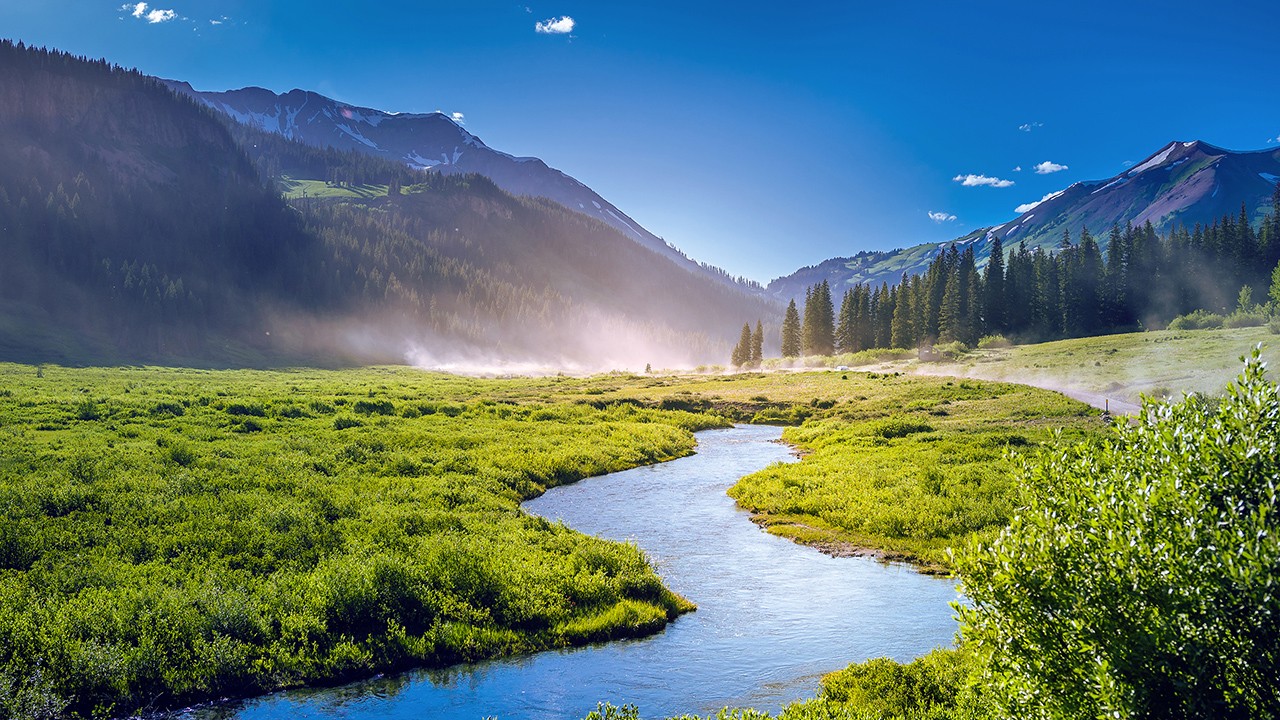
xmin=163 ymin=81 xmax=756 ymax=292
xmin=769 ymin=140 xmax=1280 ymax=301
xmin=0 ymin=41 xmax=776 ymax=368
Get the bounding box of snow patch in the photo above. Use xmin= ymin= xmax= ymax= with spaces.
xmin=1260 ymin=173 xmax=1280 ymax=184
xmin=591 ymin=200 xmax=602 ymax=209
xmin=603 ymin=208 xmax=643 ymax=240
xmin=335 ymin=123 xmax=379 ymax=149
xmin=1091 ymin=176 xmax=1130 ymax=195
xmin=405 ymin=151 xmax=440 ymax=169
xmin=1128 ymin=144 xmax=1177 ymax=175
xmin=1017 ymin=189 xmax=1067 ymax=212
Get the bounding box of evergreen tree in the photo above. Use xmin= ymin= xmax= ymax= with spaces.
xmin=781 ymin=299 xmax=801 ymax=357
xmin=836 ymin=288 xmax=856 ymax=353
xmin=802 ymin=280 xmax=835 ymax=356
xmin=1103 ymin=224 xmax=1130 ymax=327
xmin=983 ymin=235 xmax=1005 ymax=334
xmin=731 ymin=322 xmax=752 ymax=367
xmin=751 ymin=320 xmax=764 ymax=366
xmin=891 ymin=277 xmax=914 ymax=348
xmin=1005 ymin=242 xmax=1034 ymax=336
xmin=938 ymin=270 xmax=963 ymax=343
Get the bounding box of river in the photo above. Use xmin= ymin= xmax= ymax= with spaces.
xmin=182 ymin=425 xmax=959 ymax=720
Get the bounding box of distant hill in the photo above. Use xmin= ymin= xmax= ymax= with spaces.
xmin=769 ymin=140 xmax=1280 ymax=301
xmin=0 ymin=41 xmax=776 ymax=368
xmin=163 ymin=81 xmax=760 ymax=294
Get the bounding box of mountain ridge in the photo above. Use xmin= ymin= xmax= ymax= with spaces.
xmin=163 ymin=80 xmax=762 ymax=293
xmin=768 ymin=139 xmax=1280 ymax=301
xmin=0 ymin=41 xmax=777 ymax=367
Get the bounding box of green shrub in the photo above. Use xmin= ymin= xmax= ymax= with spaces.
xmin=976 ymin=334 xmax=1011 ymax=349
xmin=1166 ymin=309 xmax=1224 ymax=330
xmin=933 ymin=341 xmax=970 ymax=357
xmin=225 ymin=402 xmax=266 ymax=417
xmin=958 ymin=349 xmax=1280 ymax=718
xmin=150 ymin=401 xmax=185 ymax=417
xmin=869 ymin=418 xmax=933 ymax=439
xmin=333 ymin=416 xmax=363 ymax=430
xmin=353 ymin=399 xmax=395 ymax=415
xmin=74 ymin=398 xmax=101 ymax=421
xmin=1224 ymin=310 xmax=1267 ymax=328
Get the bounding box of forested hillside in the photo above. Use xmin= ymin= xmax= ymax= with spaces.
xmin=0 ymin=40 xmax=326 ymax=363
xmin=0 ymin=41 xmax=778 ymax=367
xmin=771 ymin=198 xmax=1280 ymax=357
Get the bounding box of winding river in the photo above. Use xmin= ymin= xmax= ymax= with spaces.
xmin=183 ymin=425 xmax=959 ymax=720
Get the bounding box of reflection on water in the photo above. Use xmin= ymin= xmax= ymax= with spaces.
xmin=179 ymin=425 xmax=959 ymax=720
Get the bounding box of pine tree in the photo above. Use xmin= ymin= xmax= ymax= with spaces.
xmin=731 ymin=322 xmax=752 ymax=367
xmin=803 ymin=280 xmax=835 ymax=356
xmin=983 ymin=235 xmax=1005 ymax=334
xmin=939 ymin=271 xmax=962 ymax=343
xmin=836 ymin=288 xmax=856 ymax=353
xmin=751 ymin=320 xmax=764 ymax=366
xmin=781 ymin=299 xmax=801 ymax=357
xmin=891 ymin=274 xmax=914 ymax=348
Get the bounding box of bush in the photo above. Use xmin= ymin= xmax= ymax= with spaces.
xmin=1224 ymin=310 xmax=1267 ymax=328
xmin=976 ymin=334 xmax=1011 ymax=349
xmin=333 ymin=416 xmax=363 ymax=430
xmin=958 ymin=349 xmax=1280 ymax=719
xmin=353 ymin=399 xmax=395 ymax=415
xmin=933 ymin=341 xmax=970 ymax=358
xmin=1166 ymin=309 xmax=1224 ymax=330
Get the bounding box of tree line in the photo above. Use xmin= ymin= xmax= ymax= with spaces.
xmin=737 ymin=188 xmax=1280 ymax=363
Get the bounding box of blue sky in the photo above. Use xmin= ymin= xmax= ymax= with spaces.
xmin=3 ymin=1 xmax=1278 ymax=283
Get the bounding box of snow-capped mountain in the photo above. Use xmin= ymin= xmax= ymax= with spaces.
xmin=990 ymin=140 xmax=1280 ymax=249
xmin=163 ymin=81 xmax=745 ymax=288
xmin=767 ymin=140 xmax=1280 ymax=301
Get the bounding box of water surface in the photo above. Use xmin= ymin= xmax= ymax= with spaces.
xmin=186 ymin=425 xmax=958 ymax=720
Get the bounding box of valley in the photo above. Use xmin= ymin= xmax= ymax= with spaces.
xmin=2 ymin=4 xmax=1280 ymax=718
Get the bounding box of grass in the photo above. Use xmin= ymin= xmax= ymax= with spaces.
xmin=722 ymin=374 xmax=1100 ymax=572
xmin=277 ymin=175 xmax=391 ymax=200
xmin=0 ymin=362 xmax=1105 ymax=718
xmin=0 ymin=364 xmax=720 ymax=718
xmin=884 ymin=326 xmax=1278 ymax=411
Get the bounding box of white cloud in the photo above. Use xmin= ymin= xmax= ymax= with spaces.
xmin=1012 ymin=166 xmax=1022 ymax=172
xmin=1269 ymin=134 xmax=1280 ymax=144
xmin=953 ymin=173 xmax=1015 ymax=188
xmin=1018 ymin=122 xmax=1044 ymax=132
xmin=1121 ymin=160 xmax=1134 ymax=167
xmin=1033 ymin=160 xmax=1068 ymax=174
xmin=536 ymin=15 xmax=575 ymax=34
xmin=928 ymin=211 xmax=957 ymax=223
xmin=451 ymin=112 xmax=465 ymax=124
xmin=122 ymin=2 xmax=176 ymax=23
xmin=1014 ymin=188 xmax=1067 ymax=214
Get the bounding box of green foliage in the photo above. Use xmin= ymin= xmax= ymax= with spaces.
xmin=1167 ymin=309 xmax=1225 ymax=330
xmin=728 ymin=376 xmax=1098 ymax=569
xmin=0 ymin=363 xmax=729 ymax=718
xmin=975 ymin=335 xmax=1010 ymax=349
xmin=957 ymin=350 xmax=1280 ymax=719
xmin=1224 ymin=309 xmax=1267 ymax=328
xmin=814 ymin=648 xmax=982 ymax=720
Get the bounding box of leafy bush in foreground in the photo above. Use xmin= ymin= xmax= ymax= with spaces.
xmin=958 ymin=349 xmax=1280 ymax=719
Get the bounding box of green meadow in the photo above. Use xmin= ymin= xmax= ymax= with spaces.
xmin=0 ymin=362 xmax=1102 ymax=718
